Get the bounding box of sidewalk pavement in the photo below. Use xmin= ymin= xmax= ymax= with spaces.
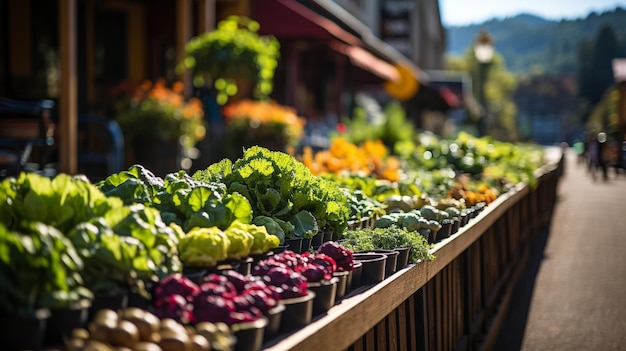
xmin=494 ymin=149 xmax=626 ymax=350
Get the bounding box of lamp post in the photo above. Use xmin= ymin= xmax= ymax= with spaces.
xmin=474 ymin=30 xmax=494 ymax=136
xmin=612 ymin=58 xmax=626 ymax=170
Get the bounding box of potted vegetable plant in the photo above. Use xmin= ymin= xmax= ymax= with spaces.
xmin=177 ymin=16 xmax=280 ymax=105
xmin=0 ymin=222 xmax=92 ymax=350
xmin=193 ymin=146 xmax=351 ymax=245
xmin=221 ymin=99 xmax=306 ymax=156
xmin=111 ymin=79 xmax=207 ymax=175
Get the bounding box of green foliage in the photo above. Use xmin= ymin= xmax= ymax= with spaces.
xmin=446 ymin=47 xmax=519 ymax=141
xmin=337 ymin=101 xmax=415 ymax=149
xmin=178 ymin=16 xmax=280 ymax=104
xmin=577 ymin=24 xmax=625 ymax=106
xmin=0 ymin=222 xmax=91 ymax=316
xmin=97 ymin=165 xmax=253 ymax=232
xmin=396 ymin=131 xmax=544 ymax=192
xmin=0 ymin=173 xmax=121 ymax=234
xmin=68 ymin=206 xmax=183 ymax=294
xmin=0 ymin=172 xmax=182 ymax=310
xmin=193 ymin=146 xmax=351 ymax=239
xmin=343 ymin=189 xmax=387 ymax=222
xmin=586 ymin=88 xmax=620 ymax=135
xmin=340 ymin=227 xmax=434 ymax=263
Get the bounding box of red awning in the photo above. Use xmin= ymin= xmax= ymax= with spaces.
xmin=330 ymin=41 xmax=399 ymax=82
xmin=254 ymin=0 xmax=404 ymax=81
xmin=255 ymin=0 xmax=362 ymax=46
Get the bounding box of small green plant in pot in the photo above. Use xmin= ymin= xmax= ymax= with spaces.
xmin=341 ymin=226 xmax=434 ymax=264
xmin=178 ymin=16 xmax=280 ymax=105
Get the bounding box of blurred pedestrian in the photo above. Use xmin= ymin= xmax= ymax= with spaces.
xmin=597 ymin=132 xmax=608 ymax=181
xmin=587 ymin=136 xmax=598 ymax=177
xmin=573 ymin=139 xmax=585 ymax=164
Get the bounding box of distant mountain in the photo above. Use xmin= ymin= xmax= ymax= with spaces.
xmin=445 ymin=7 xmax=626 ymax=74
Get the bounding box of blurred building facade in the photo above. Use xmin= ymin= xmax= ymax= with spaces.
xmin=0 ymin=0 xmax=449 ymax=175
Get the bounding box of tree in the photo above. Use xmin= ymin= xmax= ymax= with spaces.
xmin=577 ymin=24 xmax=624 ymax=108
xmin=445 ymin=47 xmax=519 ymax=142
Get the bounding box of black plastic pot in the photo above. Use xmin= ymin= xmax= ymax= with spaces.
xmin=88 ymin=287 xmax=128 ymax=322
xmin=332 ymin=270 xmax=350 ymax=300
xmin=323 ymin=230 xmax=335 ymax=243
xmin=301 ymin=237 xmax=312 ymax=253
xmin=231 ymin=317 xmax=268 ymax=351
xmin=451 ymin=218 xmax=460 ymax=234
xmin=368 ymin=249 xmax=399 ymax=278
xmin=279 ymin=290 xmax=315 ymax=333
xmin=284 ymin=238 xmax=303 ymax=253
xmin=437 ymin=220 xmax=453 ymax=241
xmin=309 ymin=277 xmax=339 ymax=315
xmin=45 ymin=299 xmax=91 ymax=346
xmin=264 ymin=304 xmax=285 ymax=340
xmin=310 ymin=232 xmax=324 ymax=249
xmin=394 ymin=246 xmax=412 ymax=269
xmin=419 ymin=228 xmax=436 ymax=244
xmin=0 ymin=308 xmax=50 ymax=351
xmin=346 ymin=261 xmax=363 ymax=292
xmin=182 ymin=266 xmax=208 ymax=285
xmin=237 ymin=257 xmax=254 ymax=276
xmin=352 ymin=253 xmax=387 ymax=285
xmin=460 ymin=211 xmax=470 ymax=226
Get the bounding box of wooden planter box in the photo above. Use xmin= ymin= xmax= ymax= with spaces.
xmin=260 ymin=156 xmax=564 ymax=351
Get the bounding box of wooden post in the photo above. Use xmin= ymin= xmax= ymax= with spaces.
xmin=59 ymin=0 xmax=77 ymax=174
xmin=177 ymin=0 xmax=193 ymax=98
xmin=197 ymin=0 xmax=216 ymax=33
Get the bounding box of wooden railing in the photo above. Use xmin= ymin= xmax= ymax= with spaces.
xmin=261 ymin=153 xmax=564 ymax=351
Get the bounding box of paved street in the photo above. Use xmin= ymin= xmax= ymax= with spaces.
xmin=494 ymin=149 xmax=626 ymax=350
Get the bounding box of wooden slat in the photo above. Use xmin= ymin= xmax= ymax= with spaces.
xmin=376 ymin=318 xmax=387 ymax=350
xmin=388 ymin=309 xmax=398 ymax=350
xmin=397 ymin=301 xmax=408 ymax=351
xmin=365 ymin=329 xmax=375 ymax=351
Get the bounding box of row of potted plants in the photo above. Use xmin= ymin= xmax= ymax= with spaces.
xmin=0 ymin=129 xmax=545 ymax=350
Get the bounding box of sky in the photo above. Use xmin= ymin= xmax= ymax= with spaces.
xmin=439 ymin=0 xmax=626 ymax=26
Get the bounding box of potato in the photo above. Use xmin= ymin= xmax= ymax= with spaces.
xmin=135 ymin=342 xmax=164 ymax=351
xmin=108 ymin=320 xmax=140 ymax=348
xmin=121 ymin=308 xmax=160 ymax=341
xmin=190 ymin=334 xmax=211 ymax=351
xmin=160 ymin=318 xmax=187 ymax=335
xmin=158 ymin=330 xmax=191 ymax=351
xmin=83 ymin=340 xmax=115 ymax=351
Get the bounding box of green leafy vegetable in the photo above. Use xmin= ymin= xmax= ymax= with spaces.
xmin=193 ymin=146 xmax=350 ymax=240
xmin=0 ymin=222 xmax=92 ymax=316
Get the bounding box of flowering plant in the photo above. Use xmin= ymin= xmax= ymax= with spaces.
xmin=222 ymin=99 xmax=306 ymax=149
xmin=113 ymin=79 xmax=206 ymax=149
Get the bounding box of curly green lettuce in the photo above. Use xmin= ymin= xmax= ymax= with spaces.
xmin=178 ymin=227 xmax=230 ymax=267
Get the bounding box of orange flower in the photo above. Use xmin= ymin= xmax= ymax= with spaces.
xmin=297 ymin=138 xmax=401 ymax=182
xmin=113 ymin=78 xmax=206 ymax=150
xmin=222 ymin=99 xmax=306 ymax=147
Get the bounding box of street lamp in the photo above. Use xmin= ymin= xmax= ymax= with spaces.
xmin=474 ymin=30 xmax=494 ymax=136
